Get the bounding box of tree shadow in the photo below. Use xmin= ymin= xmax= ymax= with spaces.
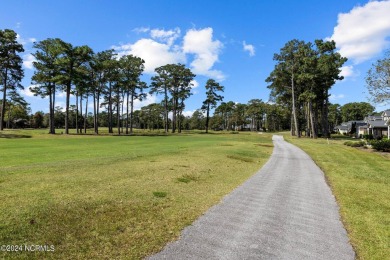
xmin=0 ymin=133 xmax=32 ymax=139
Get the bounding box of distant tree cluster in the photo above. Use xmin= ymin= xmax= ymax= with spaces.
xmin=266 ymin=39 xmax=347 ymax=138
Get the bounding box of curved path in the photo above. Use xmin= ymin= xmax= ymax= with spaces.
xmin=148 ymin=135 xmax=355 ymax=259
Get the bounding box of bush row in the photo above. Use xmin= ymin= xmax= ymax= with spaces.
xmin=369 ymin=139 xmax=390 ymax=152
xmin=344 ymin=141 xmax=366 ymax=147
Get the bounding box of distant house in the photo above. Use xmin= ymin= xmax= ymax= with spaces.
xmin=382 ymin=110 xmax=390 ymax=122
xmin=356 ymin=110 xmax=390 ymax=139
xmin=334 ymin=124 xmax=350 ymax=135
xmin=383 ymin=110 xmax=390 ymax=139
xmin=334 ymin=121 xmax=365 ymax=136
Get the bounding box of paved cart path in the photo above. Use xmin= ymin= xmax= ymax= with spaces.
xmin=148 ymin=135 xmax=355 ymax=260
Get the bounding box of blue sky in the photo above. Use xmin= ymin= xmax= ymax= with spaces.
xmin=1 ymin=0 xmax=390 ymax=115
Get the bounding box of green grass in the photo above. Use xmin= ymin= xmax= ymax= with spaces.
xmin=0 ymin=129 xmax=273 ymax=259
xmin=284 ymin=134 xmax=389 ymax=260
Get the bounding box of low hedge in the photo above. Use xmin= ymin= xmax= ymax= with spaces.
xmin=369 ymin=139 xmax=390 ymax=152
xmin=344 ymin=141 xmax=365 ymax=147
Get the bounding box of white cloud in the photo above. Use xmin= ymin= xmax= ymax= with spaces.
xmin=243 ymin=41 xmax=255 ymax=56
xmin=190 ymin=80 xmax=200 ymax=94
xmin=23 ymin=53 xmax=35 ymax=69
xmin=150 ymin=28 xmax=180 ymax=46
xmin=16 ymin=34 xmax=26 ymax=45
xmin=340 ymin=65 xmax=354 ymax=78
xmin=133 ymin=27 xmax=150 ymax=33
xmin=330 ymin=94 xmax=345 ymax=101
xmin=190 ymin=79 xmax=199 ymax=89
xmin=183 ymin=27 xmax=225 ymax=80
xmin=54 ymin=102 xmax=66 ymax=111
xmin=20 ymin=85 xmax=37 ymax=97
xmin=113 ymin=38 xmax=186 ymax=74
xmin=133 ymin=94 xmax=158 ymax=111
xmin=329 ymin=0 xmax=390 ymax=63
xmin=16 ymin=34 xmax=35 ymax=46
xmin=182 ymin=110 xmax=196 ymax=117
xmin=114 ymin=27 xmax=225 ymax=79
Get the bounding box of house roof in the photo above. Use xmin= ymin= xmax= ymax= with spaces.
xmin=367 ymin=120 xmax=388 ymax=128
xmin=335 ymin=125 xmax=349 ymax=130
xmin=382 ymin=110 xmax=390 ymax=117
xmin=365 ymin=115 xmax=383 ymax=121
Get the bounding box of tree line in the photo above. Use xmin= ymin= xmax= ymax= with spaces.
xmin=0 ymin=29 xmax=226 ymax=134
xmin=2 ymin=28 xmax=388 ymax=135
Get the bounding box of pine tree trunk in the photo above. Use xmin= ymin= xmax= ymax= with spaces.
xmin=322 ymin=91 xmax=330 ymax=138
xmin=164 ymin=89 xmax=168 ymax=133
xmin=205 ymin=103 xmax=210 ymax=133
xmin=309 ymin=100 xmax=317 ymax=138
xmin=95 ymin=91 xmax=100 ymax=135
xmin=108 ymin=82 xmax=113 ymax=134
xmin=1 ymin=72 xmax=8 ymax=130
xmin=117 ymin=88 xmax=120 ymax=135
xmin=126 ymin=91 xmax=129 ymax=134
xmin=76 ymin=93 xmax=79 ymax=134
xmin=52 ymin=85 xmax=56 ymax=134
xmin=6 ymin=104 xmax=11 ymax=129
xmin=130 ymin=93 xmax=134 ymax=134
xmin=65 ymin=82 xmax=71 ymax=134
xmin=79 ymin=94 xmax=83 ymax=134
xmin=84 ymin=95 xmax=88 ymax=134
xmin=291 ymin=73 xmax=300 ymax=137
xmin=93 ymin=91 xmax=97 ymax=134
xmin=172 ymin=98 xmax=177 ymax=133
xmin=48 ymin=87 xmax=53 ymax=133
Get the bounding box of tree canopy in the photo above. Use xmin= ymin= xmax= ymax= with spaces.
xmin=366 ymin=50 xmax=390 ymax=104
xmin=266 ymin=39 xmax=346 ymax=138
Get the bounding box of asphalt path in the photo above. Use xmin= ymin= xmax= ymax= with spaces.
xmin=148 ymin=135 xmax=355 ymax=259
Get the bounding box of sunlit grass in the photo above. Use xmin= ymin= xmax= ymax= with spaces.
xmin=0 ymin=129 xmax=273 ymax=259
xmin=284 ymin=134 xmax=389 ymax=260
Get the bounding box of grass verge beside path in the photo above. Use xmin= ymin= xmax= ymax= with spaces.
xmin=0 ymin=130 xmax=273 ymax=259
xmin=284 ymin=134 xmax=389 ymax=260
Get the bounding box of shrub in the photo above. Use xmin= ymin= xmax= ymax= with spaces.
xmin=177 ymin=173 xmax=200 ymax=183
xmin=344 ymin=141 xmax=353 ymax=146
xmin=344 ymin=141 xmax=365 ymax=147
xmin=363 ymin=134 xmax=374 ymax=140
xmin=370 ymin=139 xmax=390 ymax=152
xmin=153 ymin=191 xmax=167 ymax=198
xmin=350 ymin=141 xmax=365 ymax=147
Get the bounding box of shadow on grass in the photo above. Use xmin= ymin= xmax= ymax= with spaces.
xmin=0 ymin=133 xmax=32 ymax=139
xmin=112 ymin=133 xmax=170 ymax=137
xmin=330 ymin=134 xmax=355 ymax=140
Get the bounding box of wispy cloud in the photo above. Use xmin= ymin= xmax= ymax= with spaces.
xmin=20 ymin=85 xmax=37 ymax=97
xmin=23 ymin=53 xmax=35 ymax=70
xmin=133 ymin=27 xmax=150 ymax=33
xmin=243 ymin=41 xmax=255 ymax=56
xmin=329 ymin=94 xmax=345 ymax=101
xmin=150 ymin=27 xmax=180 ymax=46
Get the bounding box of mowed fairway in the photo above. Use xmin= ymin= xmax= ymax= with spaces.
xmin=0 ymin=130 xmax=273 ymax=259
xmin=285 ymin=135 xmax=389 ymax=260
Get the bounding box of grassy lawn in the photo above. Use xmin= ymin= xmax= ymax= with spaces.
xmin=0 ymin=129 xmax=273 ymax=259
xmin=284 ymin=134 xmax=389 ymax=260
